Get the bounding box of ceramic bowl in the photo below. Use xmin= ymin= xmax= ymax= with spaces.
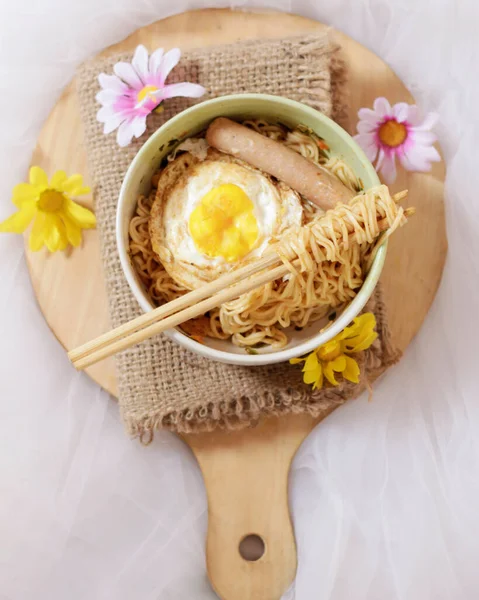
xmin=116 ymin=94 xmax=383 ymax=365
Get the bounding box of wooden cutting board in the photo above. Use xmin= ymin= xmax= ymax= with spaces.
xmin=25 ymin=9 xmax=447 ymax=600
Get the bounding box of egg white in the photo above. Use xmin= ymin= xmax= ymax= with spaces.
xmin=166 ymin=161 xmax=302 ymax=265
xmin=150 ymin=150 xmax=304 ymax=290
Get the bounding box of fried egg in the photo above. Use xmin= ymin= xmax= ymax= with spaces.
xmin=149 ymin=148 xmax=303 ymax=290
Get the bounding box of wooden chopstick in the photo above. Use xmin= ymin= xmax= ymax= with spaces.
xmin=72 ymin=261 xmax=291 ymax=371
xmin=68 ymin=250 xmax=281 ymax=364
xmin=70 ymin=192 xmax=411 ymax=370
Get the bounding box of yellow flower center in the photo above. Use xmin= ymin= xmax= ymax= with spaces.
xmin=137 ymin=84 xmax=159 ymax=104
xmin=317 ymin=339 xmax=341 ymax=362
xmin=378 ymin=120 xmax=408 ymax=147
xmin=38 ymin=190 xmax=65 ymax=213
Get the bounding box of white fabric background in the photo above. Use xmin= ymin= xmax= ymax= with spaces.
xmin=1 ymin=0 xmax=478 ymax=598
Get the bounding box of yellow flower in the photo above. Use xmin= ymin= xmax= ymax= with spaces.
xmin=290 ymin=313 xmax=378 ymax=390
xmin=0 ymin=166 xmax=95 ymax=252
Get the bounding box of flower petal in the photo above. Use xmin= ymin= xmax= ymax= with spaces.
xmin=290 ymin=357 xmax=305 ymax=365
xmin=323 ymin=362 xmax=339 ymax=386
xmin=28 ymin=210 xmax=47 ymax=251
xmin=149 ymin=47 xmax=164 ymax=74
xmin=312 ymin=364 xmax=323 ymax=390
xmin=131 ymin=115 xmax=147 ymax=139
xmin=103 ymin=112 xmax=127 ymax=135
xmin=29 ymin=166 xmax=48 ymax=188
xmin=399 ymin=143 xmax=441 ymax=172
xmin=61 ymin=174 xmax=89 ymax=196
xmin=72 ymin=186 xmax=90 ymax=197
xmin=161 ymin=82 xmax=206 ymax=100
xmin=44 ymin=214 xmax=67 ymax=252
xmin=341 ymin=313 xmax=377 ymax=353
xmin=354 ymin=133 xmax=379 ymax=162
xmin=12 ymin=183 xmax=37 ymax=207
xmin=357 ymin=107 xmax=381 ymax=125
xmin=422 ymin=144 xmax=442 ymax=164
xmin=415 ymin=111 xmax=439 ymax=131
xmin=340 ymin=321 xmax=361 ymax=340
xmin=349 ymin=331 xmax=378 ymax=352
xmin=304 ymin=368 xmax=320 ymax=385
xmin=0 ymin=202 xmax=36 ymax=234
xmin=303 ymin=351 xmax=319 ymax=372
xmin=40 ymin=214 xmax=54 ymax=250
xmin=50 ymin=170 xmax=67 ymax=188
xmin=60 ymin=213 xmax=83 ymax=247
xmin=392 ymin=102 xmax=411 ymax=123
xmin=116 ymin=119 xmax=136 ymax=147
xmin=343 ymin=356 xmax=360 ymax=383
xmin=302 ymin=353 xmax=322 ymax=389
xmin=96 ymin=89 xmax=121 ymax=106
xmin=331 ymin=355 xmax=347 ymax=372
xmin=357 ymin=120 xmax=377 ymax=134
xmin=63 ymin=198 xmax=96 ymax=228
xmin=114 ymin=61 xmax=143 ymax=90
xmin=375 ymin=148 xmax=385 ymax=171
xmin=346 ymin=325 xmax=378 ymax=352
xmin=97 ymin=105 xmax=117 ymax=122
xmin=47 ymin=214 xmax=69 ymax=252
xmin=43 ymin=213 xmax=61 ymax=252
xmin=337 ymin=327 xmax=354 ymax=342
xmin=410 ymin=129 xmax=437 ymax=146
xmin=158 ymin=48 xmax=181 ymax=85
xmin=98 ymin=72 xmax=129 ymax=94
xmin=57 ymin=234 xmax=69 ymax=251
xmin=112 ymin=95 xmax=137 ymax=113
xmin=132 ymin=44 xmax=150 ymax=83
xmin=355 ymin=313 xmax=376 ymax=330
xmin=373 ymin=97 xmax=392 ymax=118
xmin=379 ymin=152 xmax=397 ymax=184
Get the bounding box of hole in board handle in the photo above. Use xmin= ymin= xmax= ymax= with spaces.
xmin=239 ymin=534 xmax=265 ymax=561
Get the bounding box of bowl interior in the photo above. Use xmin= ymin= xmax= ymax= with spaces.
xmin=117 ymin=94 xmax=382 ymax=365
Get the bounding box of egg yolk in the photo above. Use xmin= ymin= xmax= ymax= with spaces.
xmin=189 ymin=184 xmax=259 ymax=262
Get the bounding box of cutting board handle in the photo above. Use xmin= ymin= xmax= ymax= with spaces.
xmin=186 ymin=415 xmax=316 ymax=600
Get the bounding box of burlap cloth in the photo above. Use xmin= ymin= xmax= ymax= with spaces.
xmin=76 ymin=33 xmax=400 ymax=439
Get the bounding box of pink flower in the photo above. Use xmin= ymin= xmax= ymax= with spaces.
xmin=354 ymin=97 xmax=441 ymax=184
xmin=96 ymin=45 xmax=206 ymax=147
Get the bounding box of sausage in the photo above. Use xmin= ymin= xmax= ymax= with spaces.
xmin=206 ymin=117 xmax=354 ymax=211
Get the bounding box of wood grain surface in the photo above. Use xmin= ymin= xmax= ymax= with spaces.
xmin=25 ymin=9 xmax=447 ymax=600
